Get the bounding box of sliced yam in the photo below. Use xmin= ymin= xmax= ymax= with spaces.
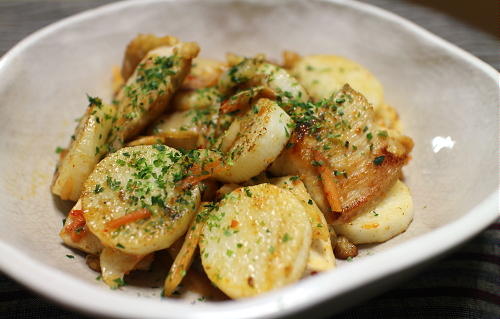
xmin=148 ymin=108 xmax=219 ymax=149
xmin=99 ymin=246 xmax=149 ymax=289
xmin=82 ymin=145 xmax=201 ymax=255
xmin=108 ymin=42 xmax=200 ymax=151
xmin=127 ymin=132 xmax=199 ymax=150
xmin=282 ymin=50 xmax=302 ymax=69
xmin=217 ymin=56 xmax=308 ymax=103
xmin=214 ymin=98 xmax=294 ymax=183
xmin=272 ymin=177 xmax=335 ymax=274
xmin=200 ymin=184 xmax=312 ymax=298
xmin=215 ymin=184 xmax=240 ymax=200
xmin=51 ymin=98 xmax=116 ymax=201
xmin=220 ymin=86 xmax=275 ymax=115
xmin=333 ymin=180 xmax=413 ymax=244
xmin=290 ymin=54 xmax=384 ymax=107
xmin=163 ymin=204 xmax=206 ymax=296
xmin=121 ymin=34 xmax=179 ymax=81
xmin=149 ymin=110 xmax=200 ymax=137
xmin=60 ymin=200 xmax=103 ymax=255
xmin=255 ymin=62 xmax=309 ymax=103
xmin=182 ymin=57 xmax=226 ymax=90
xmin=217 ymin=56 xmax=264 ymax=95
xmin=170 ymin=87 xmax=221 ymax=111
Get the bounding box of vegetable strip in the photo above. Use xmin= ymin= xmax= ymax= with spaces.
xmin=105 ymin=209 xmax=152 ymax=231
xmin=178 ymin=160 xmax=225 ymax=190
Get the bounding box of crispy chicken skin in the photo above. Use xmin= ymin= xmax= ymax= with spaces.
xmin=270 ymin=84 xmax=413 ymax=223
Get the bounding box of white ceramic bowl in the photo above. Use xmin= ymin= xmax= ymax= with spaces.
xmin=0 ymin=0 xmax=498 ymax=318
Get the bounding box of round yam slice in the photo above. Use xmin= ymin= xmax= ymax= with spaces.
xmin=200 ymin=184 xmax=312 ymax=298
xmin=82 ymin=145 xmax=200 ymax=255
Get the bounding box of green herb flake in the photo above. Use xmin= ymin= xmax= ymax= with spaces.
xmin=311 ymin=160 xmax=323 ymax=167
xmin=93 ymin=184 xmax=104 ymax=194
xmin=372 ymin=210 xmax=379 ymax=217
xmin=366 ymin=132 xmax=373 ymax=141
xmin=282 ymin=233 xmax=292 ymax=243
xmin=112 ymin=278 xmax=126 ymax=289
xmin=65 ymin=254 xmax=75 ymax=259
xmin=307 ymin=199 xmax=313 ymax=205
xmin=116 ymin=243 xmax=125 ymax=249
xmin=226 ymin=249 xmax=234 ymax=257
xmin=116 ymin=159 xmax=126 ymax=166
xmin=153 ymin=144 xmax=166 ymax=152
xmin=55 ymin=146 xmax=64 ymax=154
xmin=244 ymin=187 xmax=252 ymax=197
xmin=377 ymin=130 xmax=388 ymax=137
xmin=373 ymin=156 xmax=385 ymax=166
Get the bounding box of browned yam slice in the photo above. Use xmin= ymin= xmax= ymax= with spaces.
xmin=163 ymin=209 xmax=205 ymax=296
xmin=109 ymin=42 xmax=200 ymax=151
xmin=270 ymin=85 xmax=413 ymax=223
xmin=121 ymin=34 xmax=179 ymax=81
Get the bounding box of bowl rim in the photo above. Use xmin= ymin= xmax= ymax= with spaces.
xmin=0 ymin=0 xmax=498 ymax=318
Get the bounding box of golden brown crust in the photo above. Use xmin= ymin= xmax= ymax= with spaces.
xmin=121 ymin=34 xmax=179 ymax=81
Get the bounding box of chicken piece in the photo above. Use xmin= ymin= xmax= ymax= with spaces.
xmin=270 ymin=85 xmax=413 ymax=223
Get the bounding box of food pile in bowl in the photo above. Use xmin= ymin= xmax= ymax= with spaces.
xmin=52 ymin=34 xmax=414 ymax=299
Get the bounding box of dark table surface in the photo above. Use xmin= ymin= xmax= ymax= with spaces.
xmin=0 ymin=0 xmax=498 ymax=318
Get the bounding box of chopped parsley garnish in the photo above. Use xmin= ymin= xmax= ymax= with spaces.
xmin=86 ymin=94 xmax=102 ymax=107
xmin=244 ymin=187 xmax=252 ymax=197
xmin=311 ymin=160 xmax=323 ymax=167
xmin=373 ymin=156 xmax=385 ymax=166
xmin=55 ymin=146 xmax=64 ymax=154
xmin=65 ymin=254 xmax=74 ymax=259
xmin=377 ymin=130 xmax=388 ymax=137
xmin=93 ymin=184 xmax=104 ymax=194
xmin=106 ymin=176 xmax=121 ymax=190
xmin=282 ymin=233 xmax=292 ymax=243
xmin=112 ymin=278 xmax=126 ymax=289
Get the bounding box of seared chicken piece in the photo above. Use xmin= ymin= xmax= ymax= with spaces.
xmin=270 ymin=84 xmax=413 ymax=223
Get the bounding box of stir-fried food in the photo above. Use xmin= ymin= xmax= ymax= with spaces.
xmin=53 ymin=34 xmax=414 ymax=300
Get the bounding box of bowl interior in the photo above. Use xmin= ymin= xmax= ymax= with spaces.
xmin=0 ymin=0 xmax=497 ymax=308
